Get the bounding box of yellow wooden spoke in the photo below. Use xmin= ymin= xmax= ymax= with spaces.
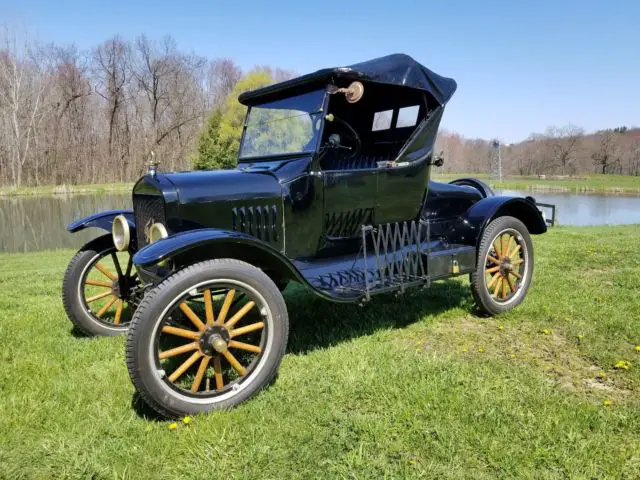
xmin=203 ymin=289 xmax=215 ymax=326
xmin=506 ymin=275 xmax=516 ymax=293
xmin=493 ymin=277 xmax=503 ymax=298
xmin=217 ymin=289 xmax=235 ymax=324
xmin=96 ymin=296 xmax=117 ymax=318
xmin=228 ymin=340 xmax=261 ymax=353
xmin=85 ymin=279 xmax=112 ymax=288
xmin=222 ymin=350 xmax=246 ymax=376
xmin=493 ymin=239 xmax=502 ymax=258
xmin=501 ymin=276 xmax=508 ymax=299
xmin=486 ymin=265 xmax=501 ymax=274
xmin=487 ymin=272 xmax=501 ymax=289
xmin=224 ymin=301 xmax=256 ymax=329
xmin=191 ymin=356 xmax=210 ymax=393
xmin=86 ymin=290 xmax=113 ymax=303
xmin=505 ymin=236 xmax=515 ymax=258
xmin=113 ymin=300 xmax=124 ymax=325
xmin=161 ymin=325 xmax=200 ymax=341
xmin=168 ymin=351 xmax=202 ymax=383
xmin=512 ymin=258 xmax=524 ymax=265
xmin=487 ymin=255 xmax=501 ymax=266
xmin=508 ymin=243 xmax=521 ymax=259
xmin=500 ymin=234 xmax=507 ymax=260
xmin=510 ymin=270 xmax=522 ymax=280
xmin=230 ymin=322 xmax=264 ymax=338
xmin=159 ymin=341 xmax=200 ymax=360
xmin=95 ymin=262 xmax=117 ymax=281
xmin=179 ymin=302 xmax=206 ymax=332
xmin=213 ymin=357 xmax=224 ymax=390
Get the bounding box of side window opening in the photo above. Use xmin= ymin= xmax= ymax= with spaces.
xmin=396 ymin=105 xmax=420 ymax=128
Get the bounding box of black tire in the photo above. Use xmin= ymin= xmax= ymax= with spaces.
xmin=125 ymin=259 xmax=289 ymax=418
xmin=470 ymin=216 xmax=534 ymax=316
xmin=62 ymin=235 xmax=137 ymax=336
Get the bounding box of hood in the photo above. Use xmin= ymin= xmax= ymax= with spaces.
xmin=154 ymin=168 xmax=284 ymax=234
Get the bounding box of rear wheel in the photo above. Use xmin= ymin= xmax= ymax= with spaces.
xmin=125 ymin=259 xmax=289 ymax=418
xmin=470 ymin=216 xmax=534 ymax=315
xmin=62 ymin=235 xmax=141 ymax=336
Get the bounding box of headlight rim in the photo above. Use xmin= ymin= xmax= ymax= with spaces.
xmin=112 ymin=215 xmax=130 ymax=252
xmin=149 ymin=222 xmax=168 ymax=244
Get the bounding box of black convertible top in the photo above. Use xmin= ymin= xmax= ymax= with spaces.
xmin=238 ymin=53 xmax=457 ymax=107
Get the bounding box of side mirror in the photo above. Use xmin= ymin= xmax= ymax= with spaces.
xmin=432 ymin=151 xmax=444 ymax=167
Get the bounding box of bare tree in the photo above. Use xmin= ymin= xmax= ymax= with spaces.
xmin=592 ymin=130 xmax=620 ymax=174
xmin=546 ymin=125 xmax=584 ymax=175
xmin=205 ymin=58 xmax=241 ymax=108
xmin=0 ymin=27 xmax=46 ymax=187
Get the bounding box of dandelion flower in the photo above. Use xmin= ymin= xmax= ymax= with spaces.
xmin=478 ymin=347 xmax=485 ymax=353
xmin=182 ymin=416 xmax=191 ymax=425
xmin=542 ymin=329 xmax=552 ymax=335
xmin=635 ymin=345 xmax=640 ymax=353
xmin=497 ymin=325 xmax=504 ymax=331
xmin=168 ymin=422 xmax=178 ymax=430
xmin=614 ymin=360 xmax=631 ymax=370
xmin=603 ymin=399 xmax=614 ymax=407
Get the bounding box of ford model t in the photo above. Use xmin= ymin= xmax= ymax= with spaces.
xmin=63 ymin=54 xmax=547 ymax=417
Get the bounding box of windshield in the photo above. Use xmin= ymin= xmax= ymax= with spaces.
xmin=239 ymin=90 xmax=325 ymax=159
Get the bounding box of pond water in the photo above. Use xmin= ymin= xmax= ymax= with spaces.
xmin=1 ymin=190 xmax=639 ymax=253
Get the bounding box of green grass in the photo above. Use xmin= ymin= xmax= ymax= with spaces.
xmin=1 ymin=226 xmax=639 ymax=479
xmin=433 ymin=173 xmax=640 ymax=195
xmin=0 ymin=183 xmax=133 ymax=197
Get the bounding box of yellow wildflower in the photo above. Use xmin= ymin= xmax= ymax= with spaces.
xmin=182 ymin=416 xmax=191 ymax=425
xmin=542 ymin=329 xmax=552 ymax=335
xmin=478 ymin=347 xmax=485 ymax=353
xmin=168 ymin=422 xmax=178 ymax=430
xmin=614 ymin=360 xmax=631 ymax=370
xmin=497 ymin=325 xmax=504 ymax=331
xmin=603 ymin=399 xmax=614 ymax=407
xmin=635 ymin=345 xmax=640 ymax=353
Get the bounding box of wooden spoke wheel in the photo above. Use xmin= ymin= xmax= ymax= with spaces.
xmin=126 ymin=259 xmax=288 ymax=418
xmin=63 ymin=235 xmax=141 ymax=336
xmin=470 ymin=216 xmax=534 ymax=316
xmin=484 ymin=229 xmax=526 ymax=303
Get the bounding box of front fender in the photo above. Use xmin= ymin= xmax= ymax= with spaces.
xmin=133 ymin=228 xmax=308 ymax=283
xmin=67 ymin=209 xmax=134 ymax=234
xmin=460 ymin=196 xmax=547 ymax=246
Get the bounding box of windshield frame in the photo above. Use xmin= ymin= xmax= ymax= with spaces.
xmin=238 ymin=88 xmax=328 ymax=161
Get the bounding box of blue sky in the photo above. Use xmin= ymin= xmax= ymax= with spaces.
xmin=3 ymin=0 xmax=638 ymax=142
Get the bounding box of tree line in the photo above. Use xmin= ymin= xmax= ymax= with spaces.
xmin=0 ymin=27 xmax=292 ymax=187
xmin=1 ymin=26 xmax=638 ymax=188
xmin=436 ymin=125 xmax=640 ymax=177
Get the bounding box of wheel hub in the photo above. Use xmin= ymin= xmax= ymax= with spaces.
xmin=199 ymin=325 xmax=231 ymax=356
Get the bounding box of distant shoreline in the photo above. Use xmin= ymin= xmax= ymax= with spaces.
xmin=1 ymin=174 xmax=640 ymax=197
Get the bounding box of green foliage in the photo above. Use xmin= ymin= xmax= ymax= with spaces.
xmin=193 ymin=71 xmax=274 ymax=170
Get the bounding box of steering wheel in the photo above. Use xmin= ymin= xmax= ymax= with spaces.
xmin=326 ymin=116 xmax=362 ymax=158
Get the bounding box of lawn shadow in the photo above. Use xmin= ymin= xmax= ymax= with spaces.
xmin=131 ymin=392 xmax=168 ymax=422
xmin=284 ymin=279 xmax=472 ymax=355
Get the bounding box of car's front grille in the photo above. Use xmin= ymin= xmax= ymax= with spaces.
xmin=133 ymin=194 xmax=166 ymax=248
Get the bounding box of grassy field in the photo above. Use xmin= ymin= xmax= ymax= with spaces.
xmin=2 ymin=174 xmax=640 ymax=197
xmin=0 ymin=226 xmax=639 ymax=479
xmin=432 ymin=173 xmax=640 ymax=195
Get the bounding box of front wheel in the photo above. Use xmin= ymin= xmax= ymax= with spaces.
xmin=125 ymin=259 xmax=289 ymax=418
xmin=62 ymin=235 xmax=141 ymax=336
xmin=470 ymin=216 xmax=534 ymax=316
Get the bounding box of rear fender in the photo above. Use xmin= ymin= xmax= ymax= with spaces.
xmin=132 ymin=228 xmax=313 ymax=291
xmin=460 ymin=196 xmax=547 ymax=247
xmin=67 ymin=209 xmax=134 ymax=234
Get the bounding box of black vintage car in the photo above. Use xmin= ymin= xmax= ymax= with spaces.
xmin=63 ymin=54 xmax=546 ymax=417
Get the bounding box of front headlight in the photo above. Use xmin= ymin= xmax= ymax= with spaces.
xmin=112 ymin=215 xmax=130 ymax=251
xmin=149 ymin=222 xmax=168 ymax=244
